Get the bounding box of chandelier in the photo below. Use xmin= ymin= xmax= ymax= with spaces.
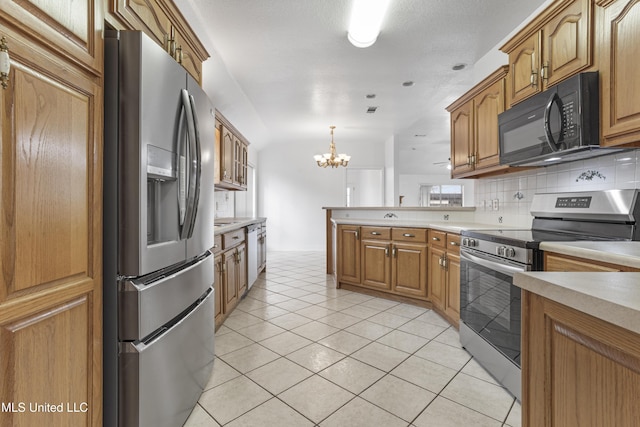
xmin=314 ymin=126 xmax=351 ymax=168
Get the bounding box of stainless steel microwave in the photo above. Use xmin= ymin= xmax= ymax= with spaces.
xmin=499 ymin=72 xmax=624 ymax=166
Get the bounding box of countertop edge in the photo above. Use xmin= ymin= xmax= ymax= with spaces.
xmin=539 ymin=242 xmax=640 ymax=269
xmin=514 ymin=272 xmax=640 ymax=335
xmin=322 ymin=206 xmax=476 ymax=211
xmin=330 ymin=218 xmax=512 ymax=234
xmin=214 ymin=217 xmax=267 ymax=234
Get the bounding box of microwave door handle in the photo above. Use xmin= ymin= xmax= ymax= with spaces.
xmin=543 ymin=92 xmax=562 ymax=152
xmin=177 ymin=94 xmax=187 ymax=226
xmin=180 ymin=89 xmax=197 ymax=240
xmin=186 ymin=94 xmax=202 ymax=238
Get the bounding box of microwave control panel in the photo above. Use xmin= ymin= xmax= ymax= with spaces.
xmin=561 ymin=99 xmax=577 ymax=139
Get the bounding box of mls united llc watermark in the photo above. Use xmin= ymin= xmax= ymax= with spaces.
xmin=1 ymin=402 xmax=88 ymax=413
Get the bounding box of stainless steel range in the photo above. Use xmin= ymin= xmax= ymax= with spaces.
xmin=459 ymin=189 xmax=640 ymax=401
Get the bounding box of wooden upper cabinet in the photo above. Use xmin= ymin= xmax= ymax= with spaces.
xmin=474 ymin=78 xmax=505 ymax=170
xmin=508 ymin=32 xmax=541 ymax=105
xmin=542 ymin=0 xmax=592 ymax=87
xmin=221 ymin=125 xmax=235 ymax=185
xmin=0 ymin=0 xmax=102 ymax=73
xmin=450 ymin=100 xmax=474 ymax=176
xmin=107 ymin=0 xmax=209 ymax=83
xmin=446 ymin=66 xmax=510 ymax=178
xmin=215 ymin=112 xmax=250 ymax=190
xmin=596 ymin=0 xmax=640 ymax=148
xmin=502 ymin=0 xmax=592 ymax=106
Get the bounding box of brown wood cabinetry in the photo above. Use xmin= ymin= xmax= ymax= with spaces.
xmin=215 ymin=112 xmax=250 ymax=190
xmin=337 ymin=225 xmax=362 ymax=285
xmin=0 ymin=5 xmax=103 ymax=425
xmin=522 ymin=291 xmax=640 ymax=426
xmin=106 ymin=0 xmax=209 ymax=83
xmin=214 ymin=228 xmax=248 ymax=328
xmin=596 ymin=0 xmax=640 ymax=148
xmin=258 ymin=221 xmax=267 ymax=273
xmin=501 ymin=0 xmax=592 ymax=105
xmin=337 ymin=225 xmax=429 ymax=301
xmin=447 ymin=66 xmax=514 ymax=178
xmin=428 ymin=231 xmax=461 ymax=326
xmin=544 ymin=251 xmax=640 ymax=272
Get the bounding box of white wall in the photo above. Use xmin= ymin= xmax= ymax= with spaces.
xmin=259 ymin=139 xmax=386 ymax=251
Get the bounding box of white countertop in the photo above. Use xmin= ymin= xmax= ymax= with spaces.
xmin=214 ymin=217 xmax=266 ymax=234
xmin=514 ymin=272 xmax=640 ymax=335
xmin=540 ymin=241 xmax=640 ymax=270
xmin=330 ymin=218 xmax=515 ymax=234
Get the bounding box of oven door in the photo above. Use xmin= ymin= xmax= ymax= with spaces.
xmin=460 ymin=248 xmax=527 ymax=366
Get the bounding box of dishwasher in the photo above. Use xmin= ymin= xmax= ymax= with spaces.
xmin=247 ymin=224 xmax=259 ymax=289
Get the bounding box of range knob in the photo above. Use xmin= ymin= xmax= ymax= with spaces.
xmin=468 ymin=238 xmax=478 ymax=247
xmin=505 ymin=247 xmax=516 ymax=258
xmin=462 ymin=238 xmax=469 ymax=246
xmin=496 ymin=246 xmax=505 ymax=256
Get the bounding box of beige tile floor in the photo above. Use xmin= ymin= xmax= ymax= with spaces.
xmin=185 ymin=251 xmax=521 ymax=427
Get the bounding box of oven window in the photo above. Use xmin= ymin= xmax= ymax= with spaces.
xmin=460 ymin=256 xmax=521 ymax=366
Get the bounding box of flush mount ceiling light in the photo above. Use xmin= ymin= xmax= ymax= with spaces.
xmin=314 ymin=126 xmax=351 ymax=168
xmin=347 ymin=0 xmax=391 ymax=48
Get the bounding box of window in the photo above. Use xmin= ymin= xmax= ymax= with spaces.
xmin=420 ymin=184 xmax=463 ymax=207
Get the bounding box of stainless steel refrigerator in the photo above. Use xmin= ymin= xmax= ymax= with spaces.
xmin=104 ymin=30 xmax=215 ymax=427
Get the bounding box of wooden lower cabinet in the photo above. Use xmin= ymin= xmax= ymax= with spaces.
xmin=214 ymin=230 xmax=248 ymax=329
xmin=522 ymin=291 xmax=640 ymax=426
xmin=336 ymin=225 xmax=435 ymax=304
xmin=361 ymin=239 xmax=392 ymax=291
xmin=428 ymin=232 xmax=461 ymax=325
xmin=214 ymin=253 xmax=224 ymax=328
xmin=392 ymin=242 xmax=428 ymax=298
xmin=337 ymin=225 xmax=361 ymax=285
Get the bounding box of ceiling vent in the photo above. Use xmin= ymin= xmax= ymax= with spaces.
xmin=367 ymin=106 xmax=378 ymax=114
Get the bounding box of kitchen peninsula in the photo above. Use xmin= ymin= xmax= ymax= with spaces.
xmin=515 ymin=271 xmax=640 ymax=426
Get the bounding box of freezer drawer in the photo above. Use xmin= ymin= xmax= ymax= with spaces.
xmin=119 ymin=287 xmax=215 ymax=427
xmin=120 ymin=251 xmax=213 ymax=340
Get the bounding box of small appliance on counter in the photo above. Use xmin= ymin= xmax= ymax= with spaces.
xmin=103 ymin=30 xmax=216 ymax=427
xmin=459 ymin=189 xmax=640 ymax=401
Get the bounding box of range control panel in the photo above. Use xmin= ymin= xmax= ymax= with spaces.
xmin=555 ymin=196 xmax=592 ymax=208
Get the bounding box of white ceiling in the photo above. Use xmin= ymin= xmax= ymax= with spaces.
xmin=174 ymin=0 xmax=547 ymax=164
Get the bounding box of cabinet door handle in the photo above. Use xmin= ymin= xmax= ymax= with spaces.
xmin=392 ymin=246 xmax=397 ymax=258
xmin=371 ymin=231 xmax=381 ymax=235
xmin=355 ymin=228 xmax=360 ymax=240
xmin=385 ymin=247 xmax=389 ymax=257
xmin=450 ymin=241 xmax=459 ymax=246
xmin=0 ymin=37 xmax=9 ymax=90
xmin=432 ymin=237 xmax=440 ymax=241
xmin=530 ymin=68 xmax=538 ymax=88
xmin=541 ymin=61 xmax=549 ymax=82
xmin=402 ymin=233 xmax=415 ymax=238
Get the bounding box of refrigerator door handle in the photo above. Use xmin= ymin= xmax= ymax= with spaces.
xmin=180 ymin=89 xmax=198 ymax=240
xmin=177 ymin=94 xmax=188 ymax=226
xmin=185 ymin=93 xmax=201 ymax=239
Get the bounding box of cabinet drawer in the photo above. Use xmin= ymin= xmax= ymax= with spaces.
xmin=222 ymin=229 xmax=245 ymax=249
xmin=428 ymin=230 xmax=447 ymax=249
xmin=213 ymin=234 xmax=222 ymax=255
xmin=361 ymin=226 xmax=391 ymax=240
xmin=391 ymin=228 xmax=428 ymax=243
xmin=446 ymin=234 xmax=461 ymax=255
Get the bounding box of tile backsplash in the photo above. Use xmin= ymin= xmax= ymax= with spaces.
xmin=474 ymin=149 xmax=640 ymax=228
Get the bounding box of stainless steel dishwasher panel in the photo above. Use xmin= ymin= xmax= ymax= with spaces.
xmin=119 ymin=287 xmax=215 ymax=427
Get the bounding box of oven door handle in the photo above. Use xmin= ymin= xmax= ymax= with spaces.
xmin=461 ymin=250 xmax=526 ymax=277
